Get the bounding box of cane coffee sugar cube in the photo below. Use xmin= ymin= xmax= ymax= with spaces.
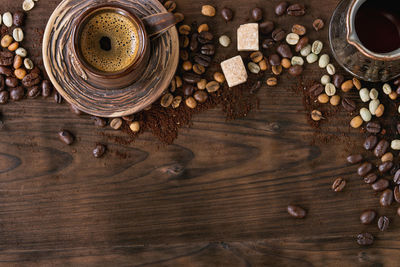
xmin=220 ymin=55 xmax=248 ymax=87
xmin=237 ymin=23 xmax=259 ymax=51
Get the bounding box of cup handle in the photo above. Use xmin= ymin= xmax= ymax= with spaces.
xmin=142 ymin=12 xmax=176 ymax=38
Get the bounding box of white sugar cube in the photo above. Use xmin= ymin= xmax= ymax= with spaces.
xmin=221 ymin=55 xmax=248 ymax=87
xmin=237 ymin=23 xmax=259 ymax=51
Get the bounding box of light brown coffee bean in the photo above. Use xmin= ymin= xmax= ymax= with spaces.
xmin=171 ymin=95 xmax=182 ymax=108
xmin=381 ymin=152 xmax=393 ymax=162
xmin=214 ymin=72 xmax=225 ymax=83
xmin=194 ymin=90 xmax=208 ymax=103
xmin=266 ymin=77 xmax=278 ymax=86
xmin=179 ymin=25 xmax=191 ymax=35
xmin=202 ymin=5 xmax=216 ymax=17
xmin=353 ymin=77 xmax=361 ymax=90
xmin=193 ymin=64 xmax=205 ymax=74
xmin=341 ymin=80 xmax=354 ymax=92
xmin=330 ymin=95 xmax=341 ymax=106
xmin=175 ymin=76 xmax=182 ymax=88
xmin=281 ymin=58 xmax=291 ymax=69
xmin=1 ymin=35 xmax=13 ymax=48
xmin=318 ymin=93 xmax=329 ymax=104
xmin=14 ymin=68 xmax=27 ymax=80
xmin=185 ymin=96 xmax=197 ymax=109
xmin=311 ymin=110 xmax=323 ymax=121
xmin=197 ymin=79 xmax=207 ymax=90
xmin=250 ymin=51 xmax=264 ymax=63
xmin=160 ymin=93 xmax=173 ymax=107
xmin=198 ymin=24 xmax=209 ymax=33
xmin=350 ymin=116 xmax=363 ymax=128
xmin=206 ymin=81 xmax=220 ymax=93
xmin=129 ymin=121 xmax=140 ymax=133
xmin=13 ymin=55 xmax=23 ymax=69
xmin=375 ymin=104 xmax=384 ymax=117
xmin=8 ymin=42 xmax=19 ymax=52
xmin=182 ymin=61 xmax=192 ymax=71
xmin=110 ymin=118 xmax=123 ymax=130
xmin=272 ymin=65 xmax=283 ymax=75
xmin=292 ymin=24 xmax=306 ymax=35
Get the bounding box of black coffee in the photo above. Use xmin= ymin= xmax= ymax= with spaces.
xmin=355 ymin=0 xmax=400 ymax=53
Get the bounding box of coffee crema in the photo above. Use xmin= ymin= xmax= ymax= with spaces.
xmin=79 ymin=11 xmax=140 ymax=73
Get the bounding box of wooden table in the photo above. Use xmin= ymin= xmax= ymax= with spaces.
xmin=1 ymin=0 xmax=398 ymax=266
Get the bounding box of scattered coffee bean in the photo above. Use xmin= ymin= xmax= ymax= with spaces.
xmin=292 ymin=24 xmax=306 ymax=35
xmin=275 ymin=1 xmax=288 ymax=16
xmin=266 ymin=77 xmax=278 ymax=87
xmin=110 ymin=118 xmax=122 ymax=130
xmin=332 ymin=177 xmax=346 ymax=192
xmin=129 ymin=121 xmax=140 ymax=133
xmin=0 ymin=91 xmax=9 ymax=104
xmin=364 ymin=173 xmax=378 ymax=184
xmin=352 ymin=77 xmax=361 ymax=90
xmin=287 ymin=204 xmax=306 ymax=218
xmin=369 ymin=88 xmax=379 ymax=100
xmin=14 ymin=68 xmax=26 ymax=80
xmin=291 ymin=56 xmax=304 ymax=66
xmin=13 ymin=11 xmax=25 ymax=26
xmin=318 ymin=54 xmax=330 ymax=68
xmin=281 ymin=58 xmax=291 ymax=69
xmin=341 ymin=97 xmax=356 ymax=112
xmin=250 ymin=80 xmax=262 ymax=94
xmin=276 ymin=44 xmax=292 ymax=59
xmin=306 ymin=53 xmax=318 ymax=64
xmin=347 ymin=154 xmax=362 ymax=164
xmin=259 ymin=21 xmax=275 ymax=35
xmin=185 ymin=96 xmax=197 ymax=109
xmin=193 ymin=64 xmax=205 ymax=74
xmin=197 ymin=32 xmax=213 ymax=45
xmin=360 ymin=210 xmax=376 ymax=225
xmin=41 ymin=80 xmax=52 ymax=97
xmin=326 ymin=64 xmax=336 ymax=75
xmin=13 ymin=28 xmax=24 ymax=42
xmin=317 ymin=94 xmax=329 ymax=104
xmin=197 ymin=79 xmax=207 ymax=90
xmin=394 ymin=185 xmax=400 ymax=203
xmin=377 ymin=216 xmax=389 ymax=231
xmin=288 ymin=65 xmax=303 ymax=76
xmin=358 ymin=162 xmax=373 ymax=176
xmin=271 ymin=65 xmax=282 ymax=75
xmin=221 ymin=8 xmax=233 ymax=22
xmin=248 ymin=62 xmax=261 ymax=74
xmin=206 ymin=81 xmax=220 ymax=93
xmin=2 ymin=12 xmax=13 ymax=27
xmin=374 ymin=140 xmax=389 ymax=158
xmin=380 ymin=189 xmax=393 ymax=207
xmin=311 ymin=110 xmax=323 ymax=121
xmin=213 ymin=72 xmax=225 ymax=83
xmin=262 ymin=39 xmax=275 ymax=50
xmin=251 ymin=7 xmax=263 ymax=21
xmin=360 ymin=108 xmax=371 ymax=122
xmin=250 ymin=51 xmax=264 ymax=63
xmin=309 ymin=83 xmax=324 ymax=97
xmin=313 ymin=18 xmax=324 ymax=31
xmin=259 ymin=59 xmax=268 ymax=71
xmin=356 ymin=233 xmax=374 ymax=246
xmin=268 ymin=54 xmax=281 ymax=66
xmin=27 ymin=86 xmax=40 ymax=98
xmin=272 ymin=28 xmax=286 ymax=42
xmin=58 ymin=130 xmax=74 ymax=145
xmin=372 ymin=179 xmax=389 ymax=191
xmin=189 ymin=33 xmax=199 ymax=51
xmin=300 ymin=44 xmax=311 ymax=56
xmin=183 ymin=73 xmax=201 ymax=84
xmin=171 ymin=96 xmax=182 ymax=108
xmin=394 ymin=169 xmax=400 ymax=184
xmin=364 ymin=135 xmax=378 ymax=150
xmin=286 ymin=33 xmax=299 ymax=45
xmin=333 ymin=74 xmax=344 ymax=88
xmin=54 ymin=92 xmax=63 ymax=104
xmin=219 ymin=35 xmax=231 ymax=47
xmin=183 ymin=83 xmax=195 ymax=96
xmin=295 ymin=36 xmax=308 ymax=52
xmin=193 ymin=54 xmax=211 ymax=67
xmin=381 ymin=152 xmax=393 ymax=163
xmin=93 ymin=144 xmax=106 ymax=158
xmin=22 ymin=0 xmax=35 ymax=11
xmin=321 ymin=75 xmax=330 ymax=85
xmin=391 ymin=140 xmax=400 ymax=150
xmin=22 ymin=72 xmax=41 ymax=87
xmin=350 ymin=115 xmax=363 ymax=128
xmin=8 ymin=42 xmax=19 ymax=52
xmin=369 ymin=99 xmax=380 ymax=116
xmin=197 ymin=24 xmax=209 ymax=33
xmin=0 ymin=51 xmax=14 ymax=66
xmin=325 ymin=83 xmax=336 ymax=96
xmin=193 ymin=90 xmax=208 ymax=103
xmin=5 ymin=77 xmax=18 ymax=88
xmin=287 ymin=3 xmax=306 ymax=16
xmin=375 ymin=104 xmax=384 ymax=117
xmin=365 ymin=122 xmax=381 ymax=134
xmin=201 ymin=5 xmax=216 ymax=17
xmin=10 ymin=86 xmax=24 ymax=101
xmin=311 ymin=40 xmax=323 ymax=54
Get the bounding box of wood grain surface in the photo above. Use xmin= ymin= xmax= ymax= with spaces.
xmin=0 ymin=0 xmax=398 ymax=266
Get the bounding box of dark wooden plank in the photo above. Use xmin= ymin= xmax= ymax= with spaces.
xmin=1 ymin=0 xmax=398 ymax=266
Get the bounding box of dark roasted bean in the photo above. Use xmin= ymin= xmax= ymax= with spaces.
xmin=183 ymin=83 xmax=195 ymax=96
xmin=378 ymin=161 xmax=393 ymax=173
xmin=397 ymin=123 xmax=400 ymax=135
xmin=197 ymin=31 xmax=213 ymax=44
xmin=193 ymin=90 xmax=208 ymax=103
xmin=357 ymin=233 xmax=374 ymax=246
xmin=287 ymin=205 xmax=306 ymax=218
xmin=41 ymin=80 xmax=53 ymax=97
xmin=269 ymin=54 xmax=281 ymax=66
xmin=390 ymin=163 xmax=399 ymax=176
xmin=364 ymin=173 xmax=378 ymax=184
xmin=180 ymin=49 xmax=189 ymax=61
xmin=221 ymin=8 xmax=233 ymax=22
xmin=333 ymin=74 xmax=345 ymax=88
xmin=200 ymin=44 xmax=215 ymax=56
xmin=10 ymin=86 xmax=24 ymax=101
xmin=360 ymin=210 xmax=376 ymax=225
xmin=250 ymin=80 xmax=262 ymax=94
xmin=54 ymin=92 xmax=63 ymax=104
xmin=0 ymin=51 xmax=13 ymax=66
xmin=251 ymin=7 xmax=263 ymax=21
xmin=287 ymin=3 xmax=306 ymax=16
xmin=276 ymin=44 xmax=293 ymax=58
xmin=275 ymin=1 xmax=288 ymax=16
xmin=288 ymin=65 xmax=303 ymax=76
xmin=332 ymin=177 xmax=346 ymax=192
xmin=342 ymin=97 xmax=356 ymax=112
xmin=13 ymin=11 xmax=25 ymax=26
xmin=358 ymin=162 xmax=373 ymax=176
xmin=380 ymin=189 xmax=393 ymax=207
xmin=193 ymin=54 xmax=211 ymax=67
xmin=22 ymin=72 xmax=41 ymax=87
xmin=182 ymin=73 xmax=201 ymax=84
xmin=364 ymin=135 xmax=378 ymax=150
xmin=374 ymin=140 xmax=389 ymax=158
xmin=0 ymin=76 xmax=4 ymax=91
xmin=394 ymin=169 xmax=400 ymax=184
xmin=0 ymin=91 xmax=9 ymax=104
xmin=366 ymin=122 xmax=381 ymax=134
xmin=58 ymin=130 xmax=74 ymax=145
xmin=93 ymin=144 xmax=107 ymax=158
xmin=190 ymin=33 xmax=199 ymax=52
xmin=27 ymin=86 xmax=40 ymax=98
xmin=262 ymin=38 xmax=275 ymax=49
xmin=347 ymin=154 xmax=362 ymax=164
xmin=5 ymin=77 xmax=18 ymax=88
xmin=295 ymin=36 xmax=309 ymax=52
xmin=259 ymin=21 xmax=274 ymax=35
xmin=92 ymin=116 xmax=107 ymax=127
xmin=394 ymin=185 xmax=400 ymax=203
xmin=309 ymin=83 xmax=324 ymax=97
xmin=0 ymin=66 xmax=12 ymax=76
xmin=377 ymin=216 xmax=389 ymax=231
xmin=371 ymin=179 xmax=389 ymax=191
xmin=272 ymin=28 xmax=285 ymax=41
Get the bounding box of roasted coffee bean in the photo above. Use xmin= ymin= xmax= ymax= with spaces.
xmin=13 ymin=11 xmax=26 ymax=26
xmin=347 ymin=154 xmax=362 ymax=164
xmin=179 ymin=35 xmax=189 ymax=48
xmin=183 ymin=83 xmax=195 ymax=96
xmin=193 ymin=90 xmax=208 ymax=103
xmin=366 ymin=122 xmax=381 ymax=134
xmin=380 ymin=189 xmax=393 ymax=207
xmin=174 ymin=12 xmax=184 ymax=23
xmin=193 ymin=54 xmax=211 ymax=67
xmin=394 ymin=169 xmax=400 ymax=184
xmin=201 ymin=5 xmax=216 ymax=17
xmin=182 ymin=61 xmax=192 ymax=71
xmin=206 ymin=81 xmax=220 ymax=93
xmin=397 ymin=123 xmax=400 ymax=135
xmin=276 ymin=44 xmax=292 ymax=58
xmin=287 ymin=3 xmax=306 ymax=16
xmin=390 ymin=163 xmax=399 ymax=176
xmin=190 ymin=33 xmax=199 ymax=51
xmin=197 ymin=31 xmax=213 ymax=44
xmin=93 ymin=144 xmax=107 ymax=158
xmin=250 ymin=51 xmax=264 ymax=63
xmin=58 ymin=130 xmax=74 ymax=145
xmin=332 ymin=177 xmax=346 ymax=192
xmin=5 ymin=77 xmax=18 ymax=88
xmin=275 ymin=1 xmax=288 ymax=16
xmin=221 ymin=8 xmax=233 ymax=22
xmin=22 ymin=72 xmax=41 ymax=87
xmin=193 ymin=64 xmax=205 ymax=75
xmin=364 ymin=135 xmax=378 ymax=150
xmin=333 ymin=74 xmax=344 ymax=88
xmin=288 ymin=65 xmax=303 ymax=76
xmin=268 ymin=54 xmax=281 ymax=66
xmin=13 ymin=55 xmax=23 ymax=69
xmin=10 ymin=86 xmax=24 ymax=101
xmin=251 ymin=7 xmax=263 ymax=21
xmin=27 ymin=86 xmax=40 ymax=98
xmin=374 ymin=140 xmax=389 ymax=158
xmin=250 ymin=80 xmax=262 ymax=94
xmin=313 ymin=18 xmax=324 ymax=31
xmin=41 ymin=80 xmax=52 ymax=97
xmin=394 ymin=185 xmax=400 ymax=203
xmin=295 ymin=36 xmax=308 ymax=52
xmin=364 ymin=173 xmax=378 ymax=184
xmin=0 ymin=91 xmax=9 ymax=104
xmin=92 ymin=116 xmax=107 ymax=127
xmin=54 ymin=92 xmax=63 ymax=104
xmin=379 ymin=161 xmax=393 ymax=173
xmin=130 ymin=121 xmax=140 ymax=132
xmin=341 ymin=97 xmax=356 ymax=112
xmin=377 ymin=216 xmax=389 ymax=231
xmin=200 ymin=44 xmax=215 ymax=56
xmin=371 ymin=179 xmax=389 ymax=191
xmin=110 ymin=118 xmax=122 ymax=130
xmin=272 ymin=28 xmax=285 ymax=42
xmin=179 ymin=24 xmax=191 ymax=35
xmin=357 ymin=233 xmax=374 ymax=246
xmin=287 ymin=205 xmax=306 ymax=218
xmin=262 ymin=38 xmax=275 ymax=49
xmin=360 ymin=210 xmax=376 ymax=224
xmin=197 ymin=24 xmax=209 ymax=33
xmin=292 ymin=24 xmax=306 ymax=35
xmin=0 ymin=76 xmax=4 ymax=91
xmin=259 ymin=21 xmax=274 ymax=35
xmin=180 ymin=49 xmax=189 ymax=61
xmin=309 ymin=83 xmax=324 ymax=97
xmin=182 ymin=73 xmax=201 ymax=84
xmin=0 ymin=66 xmax=12 ymax=77
xmin=358 ymin=162 xmax=373 ymax=176
xmin=0 ymin=51 xmax=13 ymax=66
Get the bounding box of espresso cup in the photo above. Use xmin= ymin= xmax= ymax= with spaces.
xmin=72 ymin=4 xmax=176 ymax=89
